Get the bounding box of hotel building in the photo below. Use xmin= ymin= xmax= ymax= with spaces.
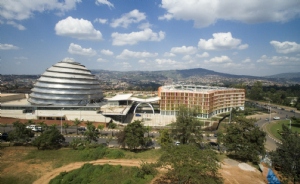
xmin=158 ymin=85 xmax=245 ymax=118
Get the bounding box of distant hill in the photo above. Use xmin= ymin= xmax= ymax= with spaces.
xmin=265 ymin=72 xmax=300 ymax=83
xmin=90 ymin=68 xmax=300 ymax=84
xmin=91 ymin=68 xmax=263 ymax=80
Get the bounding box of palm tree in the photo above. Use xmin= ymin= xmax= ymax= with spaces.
xmin=84 ymin=121 xmax=98 ymax=143
xmin=73 ymin=118 xmax=82 ymax=135
xmin=63 ymin=122 xmax=69 ymax=135
xmin=97 ymin=124 xmax=104 ymax=136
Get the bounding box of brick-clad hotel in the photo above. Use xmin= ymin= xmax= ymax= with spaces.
xmin=158 ymin=85 xmax=245 ymax=118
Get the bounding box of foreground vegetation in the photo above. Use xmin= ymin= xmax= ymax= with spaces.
xmin=267 ymin=118 xmax=300 ymax=140
xmin=50 ymin=163 xmax=155 ymax=184
xmin=0 ymin=146 xmax=161 ymax=184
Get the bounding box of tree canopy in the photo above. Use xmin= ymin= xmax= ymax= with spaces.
xmin=32 ymin=125 xmax=65 ymax=150
xmin=117 ymin=120 xmax=148 ymax=150
xmin=270 ymin=124 xmax=300 ymax=184
xmin=221 ymin=116 xmax=266 ymax=163
xmin=83 ymin=121 xmax=98 ymax=143
xmin=157 ymin=144 xmax=222 ymax=184
xmin=171 ymin=106 xmax=203 ymax=145
xmin=157 ymin=129 xmax=172 ymax=147
xmin=8 ymin=121 xmax=34 ymax=144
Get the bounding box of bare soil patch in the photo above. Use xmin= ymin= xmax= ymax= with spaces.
xmin=0 ymin=147 xmax=267 ymax=184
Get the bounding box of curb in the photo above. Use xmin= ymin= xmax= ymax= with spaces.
xmin=262 ymin=122 xmax=282 ymax=145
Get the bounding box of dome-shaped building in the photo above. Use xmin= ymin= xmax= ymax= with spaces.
xmin=28 ymin=60 xmax=103 ymax=105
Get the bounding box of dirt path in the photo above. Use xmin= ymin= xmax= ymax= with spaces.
xmin=33 ymin=159 xmax=151 ymax=184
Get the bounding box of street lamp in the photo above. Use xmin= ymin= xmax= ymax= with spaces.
xmin=60 ymin=108 xmax=64 ymax=134
xmin=269 ymin=101 xmax=271 ymax=122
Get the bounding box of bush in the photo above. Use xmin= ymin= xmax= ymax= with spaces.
xmin=105 ymin=149 xmax=125 ymax=159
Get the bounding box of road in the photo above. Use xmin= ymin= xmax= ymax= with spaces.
xmin=1 ymin=104 xmax=299 ymax=151
xmin=252 ymin=103 xmax=300 ymax=151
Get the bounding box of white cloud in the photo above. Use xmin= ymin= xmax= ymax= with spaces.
xmin=170 ymin=46 xmax=197 ymax=55
xmin=68 ymin=43 xmax=96 ymax=56
xmin=95 ymin=0 xmax=114 ymax=8
xmin=116 ymin=49 xmax=158 ymax=59
xmin=97 ymin=58 xmax=107 ymax=62
xmin=164 ymin=52 xmax=176 ymax=57
xmin=110 ymin=9 xmax=146 ymax=28
xmin=208 ymin=56 xmax=232 ymax=63
xmin=182 ymin=55 xmax=192 ymax=60
xmin=138 ymin=59 xmax=146 ymax=63
xmin=94 ymin=18 xmax=108 ymax=24
xmin=118 ymin=62 xmax=132 ymax=70
xmin=0 ymin=43 xmax=19 ymax=50
xmin=138 ymin=22 xmax=152 ymax=29
xmin=0 ymin=0 xmax=80 ymax=20
xmin=196 ymin=52 xmax=209 ymax=58
xmin=62 ymin=57 xmax=75 ymax=62
xmin=270 ymin=41 xmax=300 ymax=54
xmin=158 ymin=13 xmax=173 ymax=21
xmin=55 ymin=16 xmax=102 ymax=40
xmin=257 ymin=55 xmax=300 ymax=65
xmin=198 ymin=32 xmax=246 ymax=50
xmin=100 ymin=49 xmax=113 ymax=56
xmin=238 ymin=44 xmax=249 ymax=50
xmin=155 ymin=58 xmax=177 ymax=65
xmin=112 ymin=28 xmax=165 ymax=46
xmin=242 ymin=58 xmax=251 ymax=63
xmin=159 ymin=0 xmax=300 ymax=28
xmin=7 ymin=21 xmax=26 ymax=30
xmin=14 ymin=56 xmax=28 ymax=60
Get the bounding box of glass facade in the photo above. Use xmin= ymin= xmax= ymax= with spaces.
xmin=28 ymin=60 xmax=103 ymax=105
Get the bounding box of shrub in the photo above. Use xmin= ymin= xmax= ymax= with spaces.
xmin=105 ymin=149 xmax=125 ymax=159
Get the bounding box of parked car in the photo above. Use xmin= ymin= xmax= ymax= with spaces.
xmin=77 ymin=126 xmax=86 ymax=131
xmin=26 ymin=125 xmax=42 ymax=132
xmin=0 ymin=132 xmax=9 ymax=141
xmin=26 ymin=124 xmax=37 ymax=130
xmin=273 ymin=117 xmax=280 ymax=120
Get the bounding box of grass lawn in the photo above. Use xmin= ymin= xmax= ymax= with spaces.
xmin=267 ymin=120 xmax=300 ymax=140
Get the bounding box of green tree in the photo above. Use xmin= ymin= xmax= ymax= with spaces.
xmin=146 ymin=126 xmax=152 ymax=138
xmin=123 ymin=120 xmax=147 ymax=150
xmin=157 ymin=144 xmax=222 ymax=183
xmin=97 ymin=124 xmax=105 ymax=136
xmin=73 ymin=118 xmax=82 ymax=135
xmin=157 ymin=129 xmax=172 ymax=147
xmin=32 ymin=126 xmax=65 ymax=150
xmin=8 ymin=121 xmax=34 ymax=144
xmin=248 ymin=81 xmax=264 ymax=100
xmin=84 ymin=121 xmax=98 ymax=143
xmin=107 ymin=121 xmax=117 ymax=129
xmin=171 ymin=106 xmax=203 ymax=145
xmin=116 ymin=130 xmax=126 ymax=148
xmin=221 ymin=116 xmax=266 ymax=163
xmin=63 ymin=122 xmax=69 ymax=135
xmin=38 ymin=121 xmax=47 ymax=134
xmin=270 ymin=124 xmax=300 ymax=184
xmin=0 ymin=123 xmax=8 ymax=133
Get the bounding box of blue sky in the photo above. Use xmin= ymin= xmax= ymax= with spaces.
xmin=1 ymin=0 xmax=300 ymax=76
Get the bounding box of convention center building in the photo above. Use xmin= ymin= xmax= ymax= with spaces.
xmin=1 ymin=60 xmax=245 ymax=125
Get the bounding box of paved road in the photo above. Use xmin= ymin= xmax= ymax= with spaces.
xmin=252 ymin=105 xmax=299 ymax=151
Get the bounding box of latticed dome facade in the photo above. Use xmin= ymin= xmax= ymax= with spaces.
xmin=28 ymin=60 xmax=103 ymax=105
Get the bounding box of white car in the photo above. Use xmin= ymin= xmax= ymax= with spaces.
xmin=26 ymin=125 xmax=37 ymax=129
xmin=26 ymin=125 xmax=42 ymax=132
xmin=273 ymin=117 xmax=280 ymax=120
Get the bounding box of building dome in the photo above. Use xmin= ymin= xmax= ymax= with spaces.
xmin=28 ymin=59 xmax=103 ymax=105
